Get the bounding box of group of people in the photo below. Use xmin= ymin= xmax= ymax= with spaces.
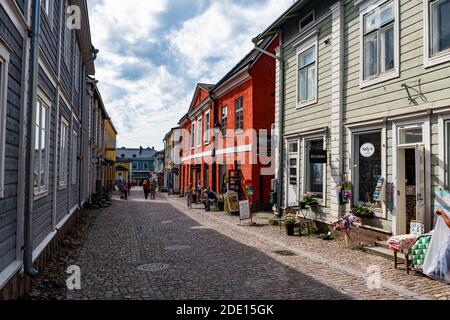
xmin=142 ymin=180 xmax=157 ymax=200
xmin=117 ymin=179 xmax=132 ymax=200
xmin=185 ymin=184 xmax=218 ymax=211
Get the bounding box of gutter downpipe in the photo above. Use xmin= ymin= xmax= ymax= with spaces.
xmin=253 ymin=31 xmax=284 ymax=216
xmin=24 ymin=0 xmax=41 ymax=278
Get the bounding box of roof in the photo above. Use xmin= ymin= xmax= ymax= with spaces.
xmin=253 ymin=0 xmax=310 ymax=42
xmin=212 ymin=35 xmax=276 ymax=92
xmin=198 ymin=83 xmax=215 ymax=92
xmin=187 ymin=83 xmax=215 ymax=117
xmin=116 ymin=147 xmax=159 ymax=160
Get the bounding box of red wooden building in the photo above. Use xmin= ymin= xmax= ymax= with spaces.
xmin=178 ymin=36 xmax=278 ymax=211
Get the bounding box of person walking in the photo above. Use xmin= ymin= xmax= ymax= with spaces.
xmin=121 ymin=180 xmax=128 ymax=200
xmin=127 ymin=180 xmax=132 ymax=195
xmin=143 ymin=180 xmax=150 ymax=199
xmin=150 ymin=180 xmax=157 ymax=200
xmin=185 ymin=184 xmax=194 ymax=209
xmin=118 ymin=179 xmax=124 ymax=199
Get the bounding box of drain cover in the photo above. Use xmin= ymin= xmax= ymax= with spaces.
xmin=165 ymin=245 xmax=191 ymax=251
xmin=137 ymin=263 xmax=169 ymax=272
xmin=274 ymin=250 xmax=297 ymax=257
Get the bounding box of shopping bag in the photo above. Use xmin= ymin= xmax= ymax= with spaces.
xmin=422 ymin=215 xmax=450 ymax=283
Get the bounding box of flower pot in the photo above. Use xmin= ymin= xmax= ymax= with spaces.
xmin=285 ymin=224 xmax=295 ymax=236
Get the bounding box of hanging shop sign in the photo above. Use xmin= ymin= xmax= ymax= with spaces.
xmin=360 ymin=143 xmax=375 ymax=158
xmin=310 ymin=150 xmax=327 ymax=164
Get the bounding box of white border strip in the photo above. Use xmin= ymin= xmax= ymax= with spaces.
xmin=0 ymin=260 xmax=22 ymax=290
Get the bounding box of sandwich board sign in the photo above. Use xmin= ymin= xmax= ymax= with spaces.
xmin=239 ymin=200 xmax=251 ymax=221
xmin=225 ymin=191 xmax=240 ymax=214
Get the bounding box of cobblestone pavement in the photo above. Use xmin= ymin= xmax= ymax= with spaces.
xmin=31 ymin=188 xmax=450 ymax=300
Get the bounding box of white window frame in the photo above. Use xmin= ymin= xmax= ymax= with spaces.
xmin=196 ymin=116 xmax=202 ymax=147
xmin=358 ymin=0 xmax=400 ymax=88
xmin=59 ymin=117 xmax=69 ymax=188
xmin=42 ymin=0 xmax=53 ymax=26
xmin=351 ymin=127 xmax=387 ymax=218
xmin=299 ymin=10 xmax=315 ymax=31
xmin=295 ymin=32 xmax=318 ymax=109
xmin=235 ymin=97 xmax=244 ymax=133
xmin=0 ymin=39 xmax=11 ymax=199
xmin=63 ymin=0 xmax=72 ymax=68
xmin=424 ymin=0 xmax=450 ymax=68
xmin=204 ymin=110 xmax=211 ymax=145
xmin=71 ymin=129 xmax=77 ymax=184
xmin=34 ymin=91 xmax=51 ymax=198
xmin=190 ymin=122 xmax=195 ymax=150
xmin=302 ymin=135 xmax=327 ymax=205
xmin=221 ymin=106 xmax=228 ymax=137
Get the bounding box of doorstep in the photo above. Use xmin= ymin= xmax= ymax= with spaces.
xmin=364 ymin=244 xmax=406 ymax=263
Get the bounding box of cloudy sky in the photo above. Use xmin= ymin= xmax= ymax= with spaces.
xmin=87 ymin=0 xmax=293 ymax=150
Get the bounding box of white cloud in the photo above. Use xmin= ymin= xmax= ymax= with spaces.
xmin=88 ymin=0 xmax=293 ymax=149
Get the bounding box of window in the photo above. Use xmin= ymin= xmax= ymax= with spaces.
xmin=289 ymin=142 xmax=298 ymax=154
xmin=59 ymin=118 xmax=69 ymax=187
xmin=190 ymin=122 xmax=195 ymax=149
xmin=235 ymin=97 xmax=244 ymax=131
xmin=133 ymin=162 xmax=138 ymax=170
xmin=144 ymin=162 xmax=149 ymax=170
xmin=196 ymin=116 xmax=202 ymax=147
xmin=399 ymin=126 xmax=423 ymax=145
xmin=64 ymin=0 xmax=72 ymax=67
xmin=74 ymin=44 xmax=80 ymax=92
xmin=34 ymin=99 xmax=50 ymax=195
xmin=425 ymin=0 xmax=450 ymax=67
xmin=300 ymin=11 xmax=315 ymax=30
xmin=204 ymin=110 xmax=211 ymax=144
xmin=362 ymin=0 xmax=397 ymax=82
xmin=289 ymin=158 xmax=298 ymax=186
xmin=42 ymin=0 xmax=53 ymax=23
xmin=353 ymin=131 xmax=382 ymax=209
xmin=297 ymin=45 xmax=317 ymax=105
xmin=304 ymin=138 xmax=325 ymax=199
xmin=0 ymin=41 xmax=10 ymax=198
xmin=221 ymin=106 xmax=228 ymax=136
xmin=71 ymin=130 xmax=77 ymax=184
xmin=445 ymin=121 xmax=450 ymax=186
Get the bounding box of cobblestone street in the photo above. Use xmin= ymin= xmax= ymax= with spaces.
xmin=30 ymin=188 xmax=450 ymax=300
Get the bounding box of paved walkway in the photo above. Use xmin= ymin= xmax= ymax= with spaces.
xmin=32 ymin=188 xmax=450 ymax=300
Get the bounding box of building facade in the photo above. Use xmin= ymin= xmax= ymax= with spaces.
xmin=178 ymin=37 xmax=278 ymax=211
xmin=104 ymin=118 xmax=118 ymax=192
xmin=163 ymin=127 xmax=181 ymax=194
xmin=0 ymin=0 xmax=110 ymax=299
xmin=254 ymin=0 xmax=450 ymax=239
xmin=116 ymin=147 xmax=157 ymax=186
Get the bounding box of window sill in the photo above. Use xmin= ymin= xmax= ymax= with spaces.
xmin=424 ymin=52 xmax=450 ymax=69
xmin=34 ymin=189 xmax=49 ymax=201
xmin=360 ymin=70 xmax=399 ymax=89
xmin=296 ymin=99 xmax=317 ymax=109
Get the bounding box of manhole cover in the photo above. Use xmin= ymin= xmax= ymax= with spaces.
xmin=165 ymin=245 xmax=192 ymax=251
xmin=274 ymin=250 xmax=297 ymax=257
xmin=137 ymin=263 xmax=169 ymax=272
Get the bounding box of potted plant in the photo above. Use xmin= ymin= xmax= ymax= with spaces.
xmin=284 ymin=217 xmax=296 ymax=236
xmin=351 ymin=204 xmax=375 ymax=219
xmin=300 ymin=193 xmax=319 ymax=207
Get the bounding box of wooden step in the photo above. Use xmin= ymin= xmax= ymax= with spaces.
xmin=374 ymin=240 xmax=389 ymax=249
xmin=364 ymin=245 xmax=406 ymax=262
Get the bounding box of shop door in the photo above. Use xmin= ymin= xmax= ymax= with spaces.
xmin=287 ymin=156 xmax=298 ymax=207
xmin=415 ymin=145 xmax=425 ymax=225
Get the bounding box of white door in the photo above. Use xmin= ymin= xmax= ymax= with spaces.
xmin=287 ymin=156 xmax=298 ymax=207
xmin=397 ymin=148 xmax=407 ymax=235
xmin=415 ymin=145 xmax=426 ymax=224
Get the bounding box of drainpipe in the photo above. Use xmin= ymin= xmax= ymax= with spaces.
xmin=23 ymin=0 xmax=41 ymax=278
xmin=252 ymin=31 xmax=284 ymax=216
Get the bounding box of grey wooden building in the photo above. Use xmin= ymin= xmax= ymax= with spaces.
xmin=0 ymin=0 xmax=102 ymax=298
xmin=254 ymin=0 xmax=450 ymax=240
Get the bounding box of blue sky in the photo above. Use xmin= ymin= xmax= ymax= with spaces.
xmin=87 ymin=0 xmax=293 ymax=150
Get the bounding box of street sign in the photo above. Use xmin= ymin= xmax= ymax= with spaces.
xmin=310 ymin=150 xmax=327 ymax=164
